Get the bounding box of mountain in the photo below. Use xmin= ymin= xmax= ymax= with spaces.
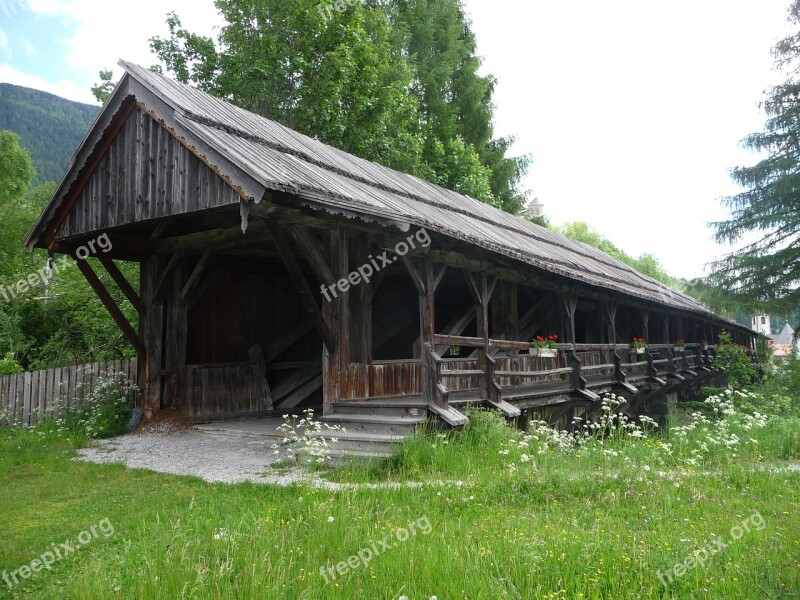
xmin=0 ymin=83 xmax=100 ymax=185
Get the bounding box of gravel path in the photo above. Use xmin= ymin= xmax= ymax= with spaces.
xmin=74 ymin=424 xmax=459 ymax=490
xmin=75 ymin=424 xmax=310 ymax=486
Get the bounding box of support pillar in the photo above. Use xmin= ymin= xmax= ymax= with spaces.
xmin=139 ymin=256 xmax=165 ymax=419
xmin=323 ymin=227 xmax=349 ymax=414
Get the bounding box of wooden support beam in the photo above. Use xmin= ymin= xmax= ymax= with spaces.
xmin=290 ymin=225 xmax=335 ymax=287
xmin=153 ymin=220 xmax=270 ymax=254
xmin=74 ymin=258 xmax=144 ymax=355
xmin=419 ymin=305 xmax=474 ymax=355
xmin=179 ymin=253 xmax=212 ymax=305
xmin=163 ymin=265 xmax=188 ymax=410
xmin=248 ymin=345 xmax=273 ymax=411
xmin=401 ymin=255 xmax=426 ymax=296
xmin=322 ymin=227 xmax=349 ymax=413
xmin=603 ymin=302 xmax=618 ymax=346
xmin=349 ymin=234 xmax=373 ymax=365
xmin=420 ymin=260 xmax=438 ymax=405
xmin=97 ymin=255 xmax=145 ymax=315
xmin=138 ymin=257 xmax=165 ymax=418
xmin=492 ymin=281 xmax=519 ymax=341
xmin=149 ymin=219 xmax=171 ymax=241
xmin=519 ymin=297 xmax=552 ymax=342
xmin=185 ymin=265 xmax=219 ymax=311
xmin=562 ymin=291 xmax=579 ymax=344
xmin=153 ymin=252 xmax=185 ymax=304
xmin=264 ymin=319 xmax=315 ymax=363
xmin=266 ymin=220 xmax=335 ymax=352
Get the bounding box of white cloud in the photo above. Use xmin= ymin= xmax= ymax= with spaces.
xmin=0 ymin=63 xmax=95 ymax=103
xmin=26 ymin=0 xmax=219 ymax=80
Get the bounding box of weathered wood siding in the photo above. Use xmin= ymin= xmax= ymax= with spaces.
xmin=59 ymin=108 xmax=242 ymax=239
xmin=339 ymin=361 xmax=425 ymax=400
xmin=184 ymin=363 xmax=272 ymax=421
xmin=0 ymin=358 xmax=137 ymax=428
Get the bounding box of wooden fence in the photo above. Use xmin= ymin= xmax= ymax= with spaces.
xmin=0 ymin=358 xmax=137 ymax=428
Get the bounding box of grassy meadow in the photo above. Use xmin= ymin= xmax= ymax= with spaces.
xmin=1 ymin=389 xmax=799 ymax=599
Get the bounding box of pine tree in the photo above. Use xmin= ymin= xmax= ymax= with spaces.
xmin=712 ymin=1 xmax=800 ymax=311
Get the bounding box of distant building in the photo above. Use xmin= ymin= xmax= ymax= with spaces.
xmin=769 ymin=322 xmax=798 ymax=358
xmin=523 ymin=197 xmax=545 ymax=219
xmin=751 ymin=314 xmax=771 ymax=336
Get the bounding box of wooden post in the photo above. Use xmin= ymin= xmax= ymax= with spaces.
xmin=322 ymin=227 xmax=349 ymax=414
xmin=465 ymin=271 xmax=497 ymax=392
xmin=349 ymin=234 xmax=373 ymax=366
xmin=641 ymin=309 xmax=650 ymax=346
xmin=613 ymin=352 xmax=637 ymax=393
xmin=492 ymin=280 xmax=519 ymax=357
xmin=139 ymin=256 xmax=165 ymax=419
xmin=164 ymin=263 xmax=188 ymax=410
xmin=406 ymin=258 xmax=448 ymax=407
xmin=420 ymin=259 xmax=437 ymax=405
xmin=562 ymin=292 xmax=579 ymax=345
xmin=604 ymin=301 xmax=618 ymax=364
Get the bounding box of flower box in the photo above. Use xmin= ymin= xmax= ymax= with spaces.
xmin=634 ymin=348 xmax=645 ymax=355
xmin=532 ymin=348 xmax=558 ymax=358
xmin=673 ymin=346 xmax=685 ymax=353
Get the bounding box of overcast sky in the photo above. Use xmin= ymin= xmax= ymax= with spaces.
xmin=0 ymin=0 xmax=793 ymax=278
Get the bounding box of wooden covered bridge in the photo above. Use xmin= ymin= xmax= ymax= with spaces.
xmin=26 ymin=62 xmax=755 ymax=441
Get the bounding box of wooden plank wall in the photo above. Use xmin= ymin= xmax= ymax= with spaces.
xmin=0 ymin=358 xmax=137 ymax=428
xmin=60 ymin=107 xmax=242 ymax=239
xmin=185 ymin=363 xmax=272 ymax=420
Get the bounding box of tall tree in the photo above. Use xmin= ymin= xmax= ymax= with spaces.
xmin=149 ymin=0 xmax=528 ymax=211
xmin=0 ymin=130 xmax=34 ymax=206
xmin=391 ymin=0 xmax=529 ymax=211
xmin=151 ymin=1 xmax=425 ymax=176
xmin=712 ymin=0 xmax=800 ymax=312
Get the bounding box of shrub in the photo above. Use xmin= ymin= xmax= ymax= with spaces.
xmin=48 ymin=370 xmax=138 ymax=439
xmin=0 ymin=351 xmax=23 ymax=375
xmin=712 ymin=330 xmax=755 ymax=387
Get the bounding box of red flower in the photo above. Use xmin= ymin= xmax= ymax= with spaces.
xmin=536 ymin=336 xmax=544 ymax=342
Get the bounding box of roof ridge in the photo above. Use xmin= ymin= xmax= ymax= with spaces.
xmin=119 ymin=60 xmax=717 ymax=318
xmin=180 ymin=110 xmax=694 ymax=303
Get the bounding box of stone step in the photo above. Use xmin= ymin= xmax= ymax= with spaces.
xmin=320 ymin=413 xmax=426 ymax=435
xmin=331 ymin=400 xmax=427 ymax=419
xmin=326 ymin=448 xmax=396 ymax=466
xmin=319 ymin=430 xmax=406 ymax=453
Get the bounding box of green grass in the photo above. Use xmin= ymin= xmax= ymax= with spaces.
xmin=1 ymin=394 xmax=799 ymax=599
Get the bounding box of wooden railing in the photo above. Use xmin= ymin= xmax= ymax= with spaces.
xmin=423 ymin=337 xmax=717 ymax=409
xmin=344 ymin=340 xmax=718 ymax=407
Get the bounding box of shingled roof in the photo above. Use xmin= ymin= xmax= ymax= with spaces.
xmin=29 ymin=61 xmax=744 ymax=326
